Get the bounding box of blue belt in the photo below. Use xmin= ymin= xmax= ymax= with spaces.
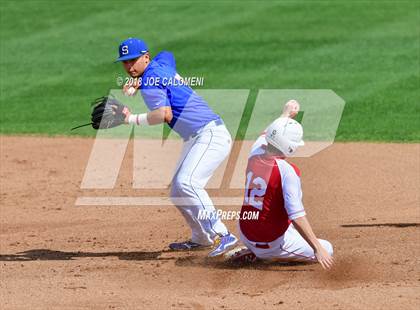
xmin=213 ymin=118 xmax=224 ymax=127
xmin=187 ymin=118 xmax=224 ymax=141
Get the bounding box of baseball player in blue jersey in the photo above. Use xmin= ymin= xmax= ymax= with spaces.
xmin=115 ymin=38 xmax=238 ymax=257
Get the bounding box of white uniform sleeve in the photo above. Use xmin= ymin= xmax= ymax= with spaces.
xmin=276 ymin=159 xmax=306 ymax=220
xmin=249 ymin=134 xmax=267 ymax=158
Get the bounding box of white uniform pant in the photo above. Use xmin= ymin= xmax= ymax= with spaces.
xmin=170 ymin=122 xmax=232 ymax=245
xmin=240 ymin=224 xmax=333 ymax=262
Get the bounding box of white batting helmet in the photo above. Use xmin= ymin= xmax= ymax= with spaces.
xmin=265 ymin=117 xmax=304 ymax=155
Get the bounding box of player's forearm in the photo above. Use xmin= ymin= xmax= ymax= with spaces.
xmin=146 ymin=107 xmax=173 ymax=125
xmin=292 ymin=216 xmax=323 ymax=252
xmin=127 ymin=107 xmax=173 ymax=126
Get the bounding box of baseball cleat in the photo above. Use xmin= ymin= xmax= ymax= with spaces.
xmin=169 ymin=240 xmax=211 ymax=251
xmin=208 ymin=233 xmax=238 ymax=257
xmin=224 ymin=246 xmax=257 ymax=264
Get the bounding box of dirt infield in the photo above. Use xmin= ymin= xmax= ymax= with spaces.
xmin=1 ymin=136 xmax=419 ymax=309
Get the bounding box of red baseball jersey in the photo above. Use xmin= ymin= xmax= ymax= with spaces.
xmin=239 ymin=135 xmax=306 ymax=242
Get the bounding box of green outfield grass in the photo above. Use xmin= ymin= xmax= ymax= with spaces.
xmin=1 ymin=1 xmax=419 ymax=141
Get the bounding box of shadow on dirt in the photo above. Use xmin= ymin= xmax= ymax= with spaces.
xmin=174 ymin=255 xmax=315 ymax=272
xmin=0 ymin=249 xmax=314 ymax=271
xmin=341 ymin=222 xmax=419 ymax=228
xmin=0 ymin=249 xmax=175 ymax=261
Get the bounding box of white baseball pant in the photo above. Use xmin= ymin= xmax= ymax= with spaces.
xmin=239 ymin=223 xmax=333 ymax=262
xmin=170 ymin=120 xmax=232 ymax=245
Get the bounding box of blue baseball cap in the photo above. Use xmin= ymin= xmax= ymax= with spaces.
xmin=115 ymin=38 xmax=148 ymax=62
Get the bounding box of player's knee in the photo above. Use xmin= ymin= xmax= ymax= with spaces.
xmin=170 ymin=177 xmax=194 ymax=198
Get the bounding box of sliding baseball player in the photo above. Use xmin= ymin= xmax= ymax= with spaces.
xmin=229 ymin=101 xmax=334 ymax=269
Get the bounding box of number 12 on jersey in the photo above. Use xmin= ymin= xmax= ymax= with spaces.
xmin=244 ymin=171 xmax=267 ymax=210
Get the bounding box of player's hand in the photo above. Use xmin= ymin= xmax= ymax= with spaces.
xmin=123 ymin=79 xmax=139 ymax=96
xmin=281 ymin=99 xmax=300 ymax=118
xmin=314 ymin=246 xmax=334 ymax=270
